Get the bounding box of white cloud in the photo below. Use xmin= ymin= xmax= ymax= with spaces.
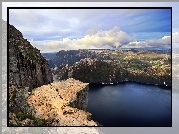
xmin=30 ymin=26 xmax=174 ymax=52
xmin=4 ymin=4 xmax=175 ymax=52
xmin=8 ymin=8 xmax=171 ymax=41
xmin=30 ymin=26 xmax=136 ymax=52
xmin=172 ymin=32 xmax=179 ymax=47
xmin=173 ymin=32 xmax=179 ymax=42
xmin=121 ymin=35 xmax=171 ymax=49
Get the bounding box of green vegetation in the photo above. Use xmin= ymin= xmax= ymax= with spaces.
xmin=16 ymin=112 xmax=32 ymax=121
xmin=10 ymin=112 xmax=48 ymax=126
xmin=55 ymin=50 xmax=171 ymax=87
xmin=34 ymin=118 xmax=47 ymax=126
xmin=25 ymin=50 xmax=36 ymax=59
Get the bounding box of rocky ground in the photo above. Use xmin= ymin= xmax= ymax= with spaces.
xmin=27 ymin=78 xmax=98 ymax=126
xmin=2 ymin=19 xmax=101 ymax=133
xmin=8 ymin=78 xmax=99 ymax=127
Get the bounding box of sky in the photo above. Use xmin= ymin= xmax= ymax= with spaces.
xmin=2 ymin=2 xmax=179 ymax=53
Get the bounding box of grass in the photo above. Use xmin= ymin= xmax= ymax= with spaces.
xmin=12 ymin=112 xmax=47 ymax=126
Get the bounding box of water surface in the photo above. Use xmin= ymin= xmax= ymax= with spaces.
xmin=87 ymin=82 xmax=171 ymax=126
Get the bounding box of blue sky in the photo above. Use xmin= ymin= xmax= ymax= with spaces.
xmin=8 ymin=9 xmax=171 ymax=40
xmin=2 ymin=2 xmax=178 ymax=52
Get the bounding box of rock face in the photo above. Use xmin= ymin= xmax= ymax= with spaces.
xmin=9 ymin=23 xmax=53 ymax=114
xmin=9 ymin=24 xmax=53 ymax=90
xmin=56 ymin=57 xmax=171 ymax=87
xmin=8 ymin=23 xmax=98 ymax=126
xmin=27 ymin=78 xmax=98 ymax=126
xmin=69 ymin=86 xmax=88 ymax=111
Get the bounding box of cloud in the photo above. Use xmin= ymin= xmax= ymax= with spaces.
xmin=6 ymin=8 xmax=173 ymax=52
xmin=9 ymin=9 xmax=86 ymax=40
xmin=121 ymin=35 xmax=171 ymax=49
xmin=30 ymin=26 xmax=173 ymax=52
xmin=172 ymin=32 xmax=179 ymax=47
xmin=8 ymin=8 xmax=171 ymax=42
xmin=173 ymin=32 xmax=179 ymax=42
xmin=30 ymin=26 xmax=136 ymax=52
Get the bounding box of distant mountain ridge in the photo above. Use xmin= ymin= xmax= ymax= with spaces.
xmin=54 ymin=50 xmax=171 ymax=87
xmin=42 ymin=49 xmax=171 ymax=68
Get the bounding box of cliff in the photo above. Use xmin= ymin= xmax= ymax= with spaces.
xmin=9 ymin=23 xmax=53 ymax=115
xmin=8 ymin=23 xmax=98 ymax=126
xmin=42 ymin=49 xmax=99 ymax=68
xmin=27 ymin=78 xmax=98 ymax=126
xmin=9 ymin=24 xmax=53 ymax=90
xmin=55 ymin=57 xmax=171 ymax=87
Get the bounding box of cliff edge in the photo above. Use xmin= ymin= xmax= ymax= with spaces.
xmin=9 ymin=24 xmax=53 ymax=90
xmin=27 ymin=78 xmax=98 ymax=126
xmin=9 ymin=23 xmax=53 ymax=114
xmin=8 ymin=22 xmax=98 ymax=126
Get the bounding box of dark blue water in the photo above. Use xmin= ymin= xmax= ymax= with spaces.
xmin=87 ymin=82 xmax=171 ymax=127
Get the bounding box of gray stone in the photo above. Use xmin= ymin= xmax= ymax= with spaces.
xmin=8 ymin=23 xmax=53 ymax=115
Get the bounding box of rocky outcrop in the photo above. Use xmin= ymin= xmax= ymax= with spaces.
xmin=8 ymin=23 xmax=98 ymax=126
xmin=56 ymin=58 xmax=171 ymax=87
xmin=9 ymin=24 xmax=53 ymax=90
xmin=27 ymin=78 xmax=98 ymax=126
xmin=9 ymin=23 xmax=53 ymax=114
xmin=69 ymin=86 xmax=88 ymax=111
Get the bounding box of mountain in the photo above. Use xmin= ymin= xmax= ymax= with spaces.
xmin=54 ymin=50 xmax=171 ymax=87
xmin=9 ymin=22 xmax=53 ymax=121
xmin=8 ymin=22 xmax=99 ymax=126
xmin=42 ymin=49 xmax=118 ymax=68
xmin=9 ymin=24 xmax=53 ymax=91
